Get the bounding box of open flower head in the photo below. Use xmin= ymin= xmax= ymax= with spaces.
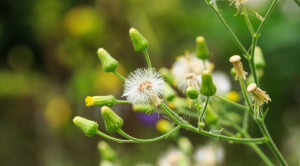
xmin=172 ymin=53 xmax=213 ymax=91
xmin=247 ymin=83 xmax=271 ymax=105
xmin=122 ymin=68 xmax=164 ymax=106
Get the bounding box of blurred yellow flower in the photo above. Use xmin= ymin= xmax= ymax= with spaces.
xmin=156 ymin=119 xmax=173 ymax=133
xmin=44 ymin=96 xmax=72 ymax=129
xmin=64 ymin=6 xmax=102 ymax=36
xmin=227 ymin=91 xmax=239 ymax=102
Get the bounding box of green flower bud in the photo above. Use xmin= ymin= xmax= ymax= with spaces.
xmin=132 ymin=104 xmax=154 ymax=114
xmin=196 ymin=36 xmax=210 ymax=60
xmin=98 ymin=141 xmax=116 ymax=161
xmin=85 ymin=95 xmax=116 ymax=107
xmin=73 ymin=116 xmax=98 ymax=136
xmin=129 ymin=28 xmax=148 ymax=52
xmin=200 ymin=70 xmax=216 ymax=96
xmin=101 ymin=106 xmax=123 ymax=132
xmin=198 ymin=122 xmax=205 ymax=129
xmin=159 ymin=67 xmax=175 ymax=86
xmin=163 ymin=83 xmax=177 ymax=101
xmin=186 ymin=86 xmax=199 ymax=99
xmin=254 ymin=46 xmax=266 ymax=69
xmin=97 ymin=48 xmax=118 ymax=72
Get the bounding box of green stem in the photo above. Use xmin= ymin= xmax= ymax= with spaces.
xmin=205 ymin=0 xmax=249 ymax=58
xmin=249 ymin=34 xmax=259 ymax=86
xmin=160 ymin=103 xmax=189 ymax=125
xmin=96 ymin=131 xmax=134 ymax=143
xmin=242 ymin=110 xmax=249 ymax=131
xmin=160 ymin=102 xmax=266 ymax=143
xmin=256 ymin=120 xmax=288 ymax=166
xmin=112 ymin=71 xmax=125 ymax=81
xmin=181 ymin=123 xmax=266 ymax=143
xmin=117 ymin=126 xmax=181 ymax=143
xmin=241 ymin=4 xmax=255 ymax=37
xmin=115 ymin=100 xmax=130 ymax=103
xmin=199 ymin=96 xmax=210 ymax=122
xmin=195 ymin=98 xmax=202 ymax=123
xmin=214 ymin=95 xmax=249 ymax=110
xmin=239 ymin=78 xmax=254 ymax=115
xmin=256 ymin=0 xmax=278 ymax=35
xmin=143 ymin=49 xmax=152 ymax=69
xmin=218 ymin=110 xmax=273 ymax=166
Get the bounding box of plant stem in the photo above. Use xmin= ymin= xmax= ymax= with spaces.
xmin=241 ymin=4 xmax=255 ymax=37
xmin=214 ymin=95 xmax=249 ymax=110
xmin=204 ymin=0 xmax=249 ymax=58
xmin=239 ymin=78 xmax=254 ymax=115
xmin=96 ymin=131 xmax=134 ymax=143
xmin=143 ymin=49 xmax=152 ymax=69
xmin=199 ymin=96 xmax=210 ymax=122
xmin=160 ymin=102 xmax=266 ymax=143
xmin=115 ymin=100 xmax=130 ymax=103
xmin=117 ymin=126 xmax=181 ymax=143
xmin=256 ymin=0 xmax=278 ymax=35
xmin=181 ymin=123 xmax=266 ymax=143
xmin=112 ymin=71 xmax=125 ymax=81
xmin=256 ymin=120 xmax=288 ymax=166
xmin=249 ymin=34 xmax=259 ymax=86
xmin=242 ymin=110 xmax=249 ymax=131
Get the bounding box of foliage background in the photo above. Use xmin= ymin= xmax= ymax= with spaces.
xmin=0 ymin=0 xmax=299 ymax=165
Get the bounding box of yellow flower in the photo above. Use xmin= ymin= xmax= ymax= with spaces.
xmin=156 ymin=119 xmax=173 ymax=133
xmin=227 ymin=91 xmax=239 ymax=102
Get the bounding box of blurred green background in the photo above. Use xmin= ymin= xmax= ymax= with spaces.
xmin=0 ymin=0 xmax=299 ymax=165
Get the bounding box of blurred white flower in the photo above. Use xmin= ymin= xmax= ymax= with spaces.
xmin=212 ymin=72 xmax=231 ymax=95
xmin=194 ymin=144 xmax=225 ymax=166
xmin=122 ymin=68 xmax=164 ymax=106
xmin=158 ymin=149 xmax=190 ymax=166
xmin=172 ymin=53 xmax=213 ymax=91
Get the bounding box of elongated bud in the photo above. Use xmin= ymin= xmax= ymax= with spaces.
xmin=196 ymin=36 xmax=210 ymax=60
xmin=229 ymin=55 xmax=247 ymax=80
xmin=98 ymin=141 xmax=116 ymax=161
xmin=85 ymin=95 xmax=116 ymax=107
xmin=200 ymin=70 xmax=216 ymax=96
xmin=159 ymin=67 xmax=175 ymax=86
xmin=97 ymin=48 xmax=119 ymax=72
xmin=101 ymin=106 xmax=123 ymax=132
xmin=163 ymin=83 xmax=177 ymax=101
xmin=254 ymin=46 xmax=266 ymax=69
xmin=247 ymin=83 xmax=271 ymax=105
xmin=129 ymin=28 xmax=148 ymax=52
xmin=73 ymin=116 xmax=98 ymax=136
xmin=132 ymin=104 xmax=154 ymax=113
xmin=186 ymin=86 xmax=199 ymax=99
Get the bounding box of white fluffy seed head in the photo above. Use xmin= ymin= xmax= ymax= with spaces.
xmin=122 ymin=68 xmax=164 ymax=106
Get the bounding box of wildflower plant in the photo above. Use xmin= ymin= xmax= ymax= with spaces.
xmin=73 ymin=0 xmax=290 ymax=165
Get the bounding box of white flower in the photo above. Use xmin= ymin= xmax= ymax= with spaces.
xmin=172 ymin=53 xmax=213 ymax=91
xmin=194 ymin=145 xmax=224 ymax=166
xmin=212 ymin=71 xmax=231 ymax=95
xmin=158 ymin=149 xmax=190 ymax=166
xmin=122 ymin=68 xmax=164 ymax=106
